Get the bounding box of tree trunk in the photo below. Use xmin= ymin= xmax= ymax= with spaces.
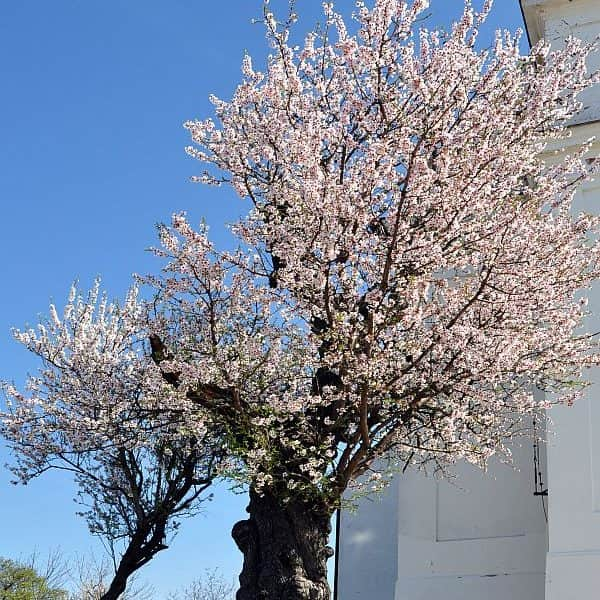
xmin=232 ymin=489 xmax=334 ymax=600
xmin=100 ymin=570 xmax=129 ymax=600
xmin=99 ymin=524 xmax=168 ymax=600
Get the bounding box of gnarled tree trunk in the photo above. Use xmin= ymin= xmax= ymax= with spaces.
xmin=232 ymin=489 xmax=334 ymax=600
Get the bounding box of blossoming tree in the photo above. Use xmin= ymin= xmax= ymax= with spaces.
xmin=179 ymin=0 xmax=600 ymax=597
xmin=3 ymin=0 xmax=600 ymax=599
xmin=1 ymin=283 xmax=224 ymax=600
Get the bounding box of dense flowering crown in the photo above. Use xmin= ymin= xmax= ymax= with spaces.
xmin=182 ymin=0 xmax=600 ymax=495
xmin=4 ymin=0 xmax=600 ymax=504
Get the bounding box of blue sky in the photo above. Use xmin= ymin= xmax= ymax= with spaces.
xmin=0 ymin=1 xmax=526 ymax=595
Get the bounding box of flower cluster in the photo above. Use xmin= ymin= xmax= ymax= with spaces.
xmin=1 ymin=281 xmax=218 ymax=549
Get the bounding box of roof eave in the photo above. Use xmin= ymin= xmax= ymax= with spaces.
xmin=519 ymin=0 xmax=554 ymax=47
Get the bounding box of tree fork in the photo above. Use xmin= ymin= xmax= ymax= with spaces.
xmin=232 ymin=489 xmax=333 ymax=600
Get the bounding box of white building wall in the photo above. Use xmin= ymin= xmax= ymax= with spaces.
xmin=544 ymin=143 xmax=600 ymax=600
xmin=393 ymin=441 xmax=547 ymax=600
xmin=338 ymin=441 xmax=548 ymax=600
xmin=521 ymin=2 xmax=600 ymax=599
xmin=336 ymin=478 xmax=399 ymax=599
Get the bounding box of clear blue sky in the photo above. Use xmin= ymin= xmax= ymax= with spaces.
xmin=0 ymin=1 xmax=526 ymax=595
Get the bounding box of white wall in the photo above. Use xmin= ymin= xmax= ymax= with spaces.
xmin=394 ymin=441 xmax=547 ymax=600
xmin=337 ymin=440 xmax=547 ymax=600
xmin=336 ymin=478 xmax=399 ymax=600
xmin=544 ymin=169 xmax=600 ymax=600
xmin=522 ymin=2 xmax=600 ymax=598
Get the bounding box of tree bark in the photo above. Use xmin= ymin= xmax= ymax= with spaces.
xmin=232 ymin=489 xmax=334 ymax=600
xmin=100 ymin=568 xmax=129 ymax=600
xmin=99 ymin=524 xmax=168 ymax=600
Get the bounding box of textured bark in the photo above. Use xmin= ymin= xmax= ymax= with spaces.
xmin=232 ymin=489 xmax=333 ymax=600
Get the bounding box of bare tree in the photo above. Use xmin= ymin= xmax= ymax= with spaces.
xmin=22 ymin=549 xmax=70 ymax=593
xmin=167 ymin=569 xmax=235 ymax=600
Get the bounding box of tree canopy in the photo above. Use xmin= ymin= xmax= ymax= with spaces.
xmin=0 ymin=559 xmax=67 ymax=600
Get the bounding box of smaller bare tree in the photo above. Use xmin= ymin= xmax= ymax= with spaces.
xmin=166 ymin=569 xmax=235 ymax=600
xmin=22 ymin=549 xmax=70 ymax=593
